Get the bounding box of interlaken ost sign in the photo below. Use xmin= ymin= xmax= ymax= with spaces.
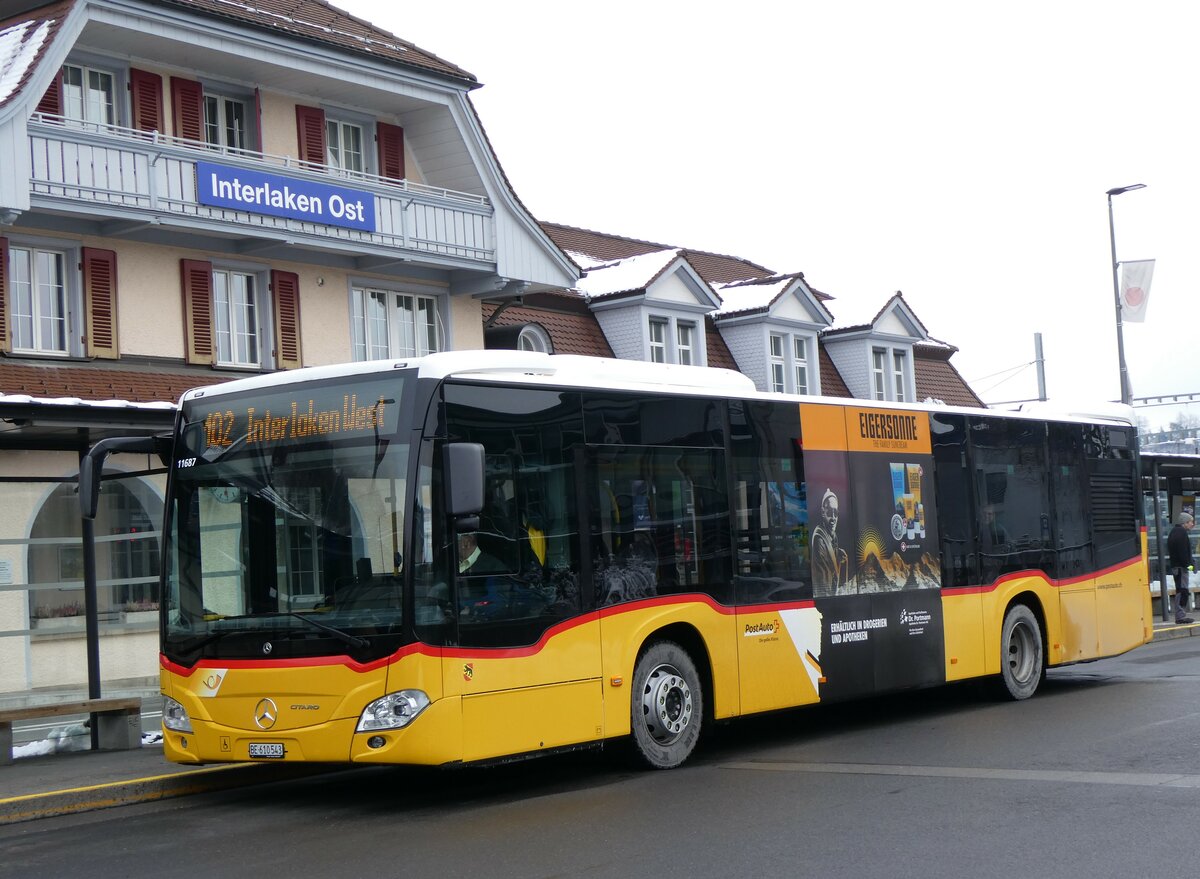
xmin=196 ymin=161 xmax=376 ymax=232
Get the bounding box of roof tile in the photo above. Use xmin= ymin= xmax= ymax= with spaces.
xmin=0 ymin=361 xmax=233 ymax=404
xmin=154 ymin=0 xmax=475 ymax=81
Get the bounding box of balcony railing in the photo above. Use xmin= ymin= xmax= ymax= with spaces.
xmin=27 ymin=116 xmax=495 ymax=264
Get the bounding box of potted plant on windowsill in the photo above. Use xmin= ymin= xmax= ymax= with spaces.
xmin=31 ymin=602 xmax=85 ymax=631
xmin=122 ymin=600 xmax=160 ymax=625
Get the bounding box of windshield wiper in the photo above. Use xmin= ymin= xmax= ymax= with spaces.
xmin=286 ymin=612 xmax=370 ymax=649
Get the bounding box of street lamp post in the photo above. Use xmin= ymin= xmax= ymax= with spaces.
xmin=1106 ymin=183 xmax=1146 ymax=405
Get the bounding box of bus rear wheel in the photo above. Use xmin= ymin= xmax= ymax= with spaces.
xmin=630 ymin=641 xmax=703 ymax=769
xmin=998 ymin=604 xmax=1044 ymax=700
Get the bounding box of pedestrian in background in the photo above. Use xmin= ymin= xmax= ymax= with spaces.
xmin=1168 ymin=512 xmax=1195 ymax=625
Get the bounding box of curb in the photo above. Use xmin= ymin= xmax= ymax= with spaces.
xmin=1152 ymin=622 xmax=1200 ymax=642
xmin=0 ymin=762 xmax=345 ymax=826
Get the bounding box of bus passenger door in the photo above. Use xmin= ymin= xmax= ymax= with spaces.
xmin=438 ymin=384 xmax=603 ymax=763
xmin=1051 ymin=424 xmax=1098 ymax=661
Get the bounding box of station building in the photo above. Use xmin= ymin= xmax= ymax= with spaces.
xmin=0 ymin=0 xmax=982 ymax=699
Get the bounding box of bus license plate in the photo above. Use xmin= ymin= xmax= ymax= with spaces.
xmin=249 ymin=742 xmax=285 ymax=759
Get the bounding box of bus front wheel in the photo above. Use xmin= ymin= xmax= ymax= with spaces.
xmin=998 ymin=604 xmax=1044 ymax=700
xmin=630 ymin=641 xmax=703 ymax=769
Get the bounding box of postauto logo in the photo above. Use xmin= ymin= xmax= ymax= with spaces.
xmin=743 ymin=619 xmax=781 ymax=637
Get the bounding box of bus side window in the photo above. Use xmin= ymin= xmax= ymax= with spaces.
xmin=589 ymin=445 xmax=732 ymax=606
xmin=930 ymin=413 xmax=977 ymax=588
xmin=730 ymin=399 xmax=811 ymax=603
xmin=444 ymin=383 xmax=585 ymax=649
xmin=1048 ymin=423 xmax=1093 ymax=580
xmin=969 ymin=416 xmax=1053 ymax=583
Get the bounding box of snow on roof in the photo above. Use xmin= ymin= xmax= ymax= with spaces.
xmin=575 ymin=248 xmax=681 ymax=299
xmin=0 ymin=18 xmax=51 ymax=105
xmin=826 ymin=294 xmax=888 ymax=331
xmin=0 ymin=390 xmax=175 ymax=411
xmin=713 ymin=275 xmax=794 ymax=316
xmin=563 ymin=249 xmax=610 ymax=271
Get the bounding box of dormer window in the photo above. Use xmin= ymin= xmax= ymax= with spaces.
xmin=767 ymin=332 xmax=815 ymax=395
xmin=872 ymin=346 xmax=911 ymax=402
xmin=677 ymin=322 xmax=695 ymax=365
xmin=794 ymin=337 xmax=810 ymax=395
xmin=643 ymin=315 xmax=704 ymax=366
xmin=649 ymin=318 xmax=668 ymax=363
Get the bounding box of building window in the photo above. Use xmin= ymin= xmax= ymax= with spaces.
xmin=10 ymin=246 xmax=68 ymax=354
xmin=677 ymin=322 xmax=695 ymax=365
xmin=794 ymin=337 xmax=809 ymax=395
xmin=871 ymin=346 xmax=911 ymax=402
xmin=649 ymin=318 xmax=668 ymax=363
xmin=769 ymin=333 xmax=786 ymax=393
xmin=204 ymin=94 xmax=249 ymax=151
xmin=518 ymin=325 xmax=551 ymax=353
xmin=62 ymin=64 xmax=115 ymax=126
xmin=351 ymin=287 xmax=440 ymax=360
xmin=327 ymin=119 xmax=365 ymax=174
xmin=893 ymin=350 xmax=907 ymax=402
xmin=213 ymin=269 xmax=260 ymax=367
xmin=767 ymin=331 xmax=814 ymax=395
xmin=872 ymin=348 xmax=887 ymax=400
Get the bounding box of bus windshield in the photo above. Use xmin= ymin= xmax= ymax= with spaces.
xmin=163 ymin=373 xmax=414 ymax=664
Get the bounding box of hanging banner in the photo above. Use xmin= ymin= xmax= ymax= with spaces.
xmin=1120 ymin=259 xmax=1155 ymax=322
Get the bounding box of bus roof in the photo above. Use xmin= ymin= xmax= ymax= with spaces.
xmin=179 ymin=351 xmax=1134 ymax=428
xmin=179 ymin=350 xmax=756 ymax=403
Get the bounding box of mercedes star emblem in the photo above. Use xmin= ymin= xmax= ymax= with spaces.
xmin=254 ymin=698 xmax=278 ymax=730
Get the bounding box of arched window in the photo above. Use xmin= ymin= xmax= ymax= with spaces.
xmin=517 ymin=324 xmax=552 ymax=353
xmin=28 ymin=479 xmax=162 ymax=624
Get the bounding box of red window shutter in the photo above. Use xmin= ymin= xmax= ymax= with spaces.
xmin=82 ymin=247 xmax=119 ymax=359
xmin=270 ymin=270 xmax=302 ymax=370
xmin=295 ymin=105 xmax=326 ymax=167
xmin=0 ymin=237 xmax=9 ymax=354
xmin=377 ymin=122 xmax=405 ymax=181
xmin=171 ymin=77 xmax=204 ymax=142
xmin=129 ymin=68 xmax=164 ymax=133
xmin=180 ymin=259 xmax=214 ymax=365
xmin=35 ymin=70 xmax=63 ymax=117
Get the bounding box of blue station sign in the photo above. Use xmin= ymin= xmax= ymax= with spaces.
xmin=197 ymin=162 xmax=376 ymax=232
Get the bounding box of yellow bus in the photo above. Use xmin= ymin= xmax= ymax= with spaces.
xmin=144 ymin=351 xmax=1150 ymax=769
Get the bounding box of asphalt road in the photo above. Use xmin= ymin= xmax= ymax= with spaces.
xmin=4 ymin=637 xmax=1199 ymax=879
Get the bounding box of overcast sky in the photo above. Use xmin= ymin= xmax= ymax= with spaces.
xmin=342 ymin=0 xmax=1198 ymax=428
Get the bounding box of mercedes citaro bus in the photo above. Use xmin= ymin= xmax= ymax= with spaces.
xmin=87 ymin=351 xmax=1149 ymax=769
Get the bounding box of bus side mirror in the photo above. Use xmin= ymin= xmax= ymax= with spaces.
xmin=445 ymin=442 xmax=484 ymax=532
xmin=80 ymin=434 xmax=173 ymax=520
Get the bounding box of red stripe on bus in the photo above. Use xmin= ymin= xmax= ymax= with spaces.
xmin=940 ymin=553 xmax=1144 ymax=597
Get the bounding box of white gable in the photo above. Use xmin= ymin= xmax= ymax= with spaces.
xmin=877 ymin=308 xmax=915 ymax=337
xmin=647 ymin=267 xmax=711 ymax=308
xmin=774 ymin=290 xmax=824 ymax=324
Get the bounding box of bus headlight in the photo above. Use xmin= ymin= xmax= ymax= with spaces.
xmin=163 ymin=696 xmax=193 ymax=733
xmin=357 ymin=690 xmax=430 ymax=732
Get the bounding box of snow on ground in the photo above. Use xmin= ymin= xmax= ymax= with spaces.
xmin=12 ymin=724 xmax=162 ymax=759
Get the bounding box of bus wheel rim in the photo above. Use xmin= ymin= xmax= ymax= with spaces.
xmin=1007 ymin=619 xmax=1036 ymax=684
xmin=642 ymin=663 xmax=693 ymax=746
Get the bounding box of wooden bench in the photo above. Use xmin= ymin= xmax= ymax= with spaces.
xmin=0 ymin=697 xmax=142 ymax=765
